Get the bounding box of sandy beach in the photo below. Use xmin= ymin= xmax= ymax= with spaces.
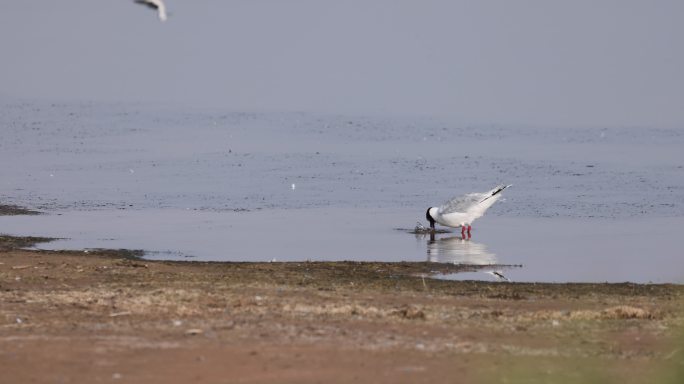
xmin=1 ymin=232 xmax=682 ymax=383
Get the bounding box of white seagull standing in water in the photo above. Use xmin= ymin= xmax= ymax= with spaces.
xmin=134 ymin=0 xmax=168 ymax=22
xmin=425 ymin=185 xmax=511 ymax=237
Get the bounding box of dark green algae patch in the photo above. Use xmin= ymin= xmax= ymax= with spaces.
xmin=0 ymin=204 xmax=42 ymax=216
xmin=0 ymin=235 xmax=55 ymax=251
xmin=0 ymin=234 xmax=144 ymax=259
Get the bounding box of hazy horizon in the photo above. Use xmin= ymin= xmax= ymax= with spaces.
xmin=1 ymin=0 xmax=683 ymax=127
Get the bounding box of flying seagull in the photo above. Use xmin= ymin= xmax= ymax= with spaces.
xmin=425 ymin=184 xmax=511 ymax=237
xmin=134 ymin=0 xmax=167 ymax=22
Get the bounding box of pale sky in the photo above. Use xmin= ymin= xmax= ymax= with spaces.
xmin=1 ymin=0 xmax=682 ymax=126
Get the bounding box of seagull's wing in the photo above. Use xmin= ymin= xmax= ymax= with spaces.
xmin=134 ymin=0 xmax=167 ymax=21
xmin=134 ymin=0 xmax=158 ymax=10
xmin=437 ymin=193 xmax=485 ymax=215
xmin=438 ymin=184 xmax=511 ymax=215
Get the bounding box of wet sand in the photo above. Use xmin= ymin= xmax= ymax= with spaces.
xmin=1 ymin=235 xmax=683 ymax=383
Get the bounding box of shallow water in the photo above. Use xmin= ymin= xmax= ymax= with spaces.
xmin=1 ymin=209 xmax=682 ymax=283
xmin=1 ymin=100 xmax=683 ymax=283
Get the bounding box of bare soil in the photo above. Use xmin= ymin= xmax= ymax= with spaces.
xmin=0 ymin=235 xmax=683 ymax=383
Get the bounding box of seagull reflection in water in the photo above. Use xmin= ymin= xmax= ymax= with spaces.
xmin=421 ymin=232 xmax=516 ymax=281
xmin=425 ymin=232 xmax=497 ymax=265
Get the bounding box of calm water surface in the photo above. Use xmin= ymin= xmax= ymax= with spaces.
xmin=1 ymin=101 xmax=683 ymax=283
xmin=1 ymin=209 xmax=682 ymax=284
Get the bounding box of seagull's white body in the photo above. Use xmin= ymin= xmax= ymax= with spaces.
xmin=426 ymin=185 xmax=511 ymax=233
xmin=134 ymin=0 xmax=167 ymax=21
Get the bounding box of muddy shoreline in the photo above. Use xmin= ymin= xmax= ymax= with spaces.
xmin=1 ymin=229 xmax=683 ymax=383
xmin=0 ymin=204 xmax=41 ymax=216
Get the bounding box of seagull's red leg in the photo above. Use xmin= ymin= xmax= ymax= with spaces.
xmin=467 ymin=225 xmax=472 ymax=239
xmin=461 ymin=226 xmax=466 ymax=239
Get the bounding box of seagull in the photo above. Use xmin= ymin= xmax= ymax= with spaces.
xmin=486 ymin=270 xmax=511 ymax=282
xmin=134 ymin=0 xmax=168 ymax=22
xmin=425 ymin=184 xmax=511 ymax=237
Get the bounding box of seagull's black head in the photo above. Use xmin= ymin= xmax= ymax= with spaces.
xmin=425 ymin=207 xmax=436 ymax=229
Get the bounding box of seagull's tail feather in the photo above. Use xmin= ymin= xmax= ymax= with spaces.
xmin=479 ymin=184 xmax=512 ymax=203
